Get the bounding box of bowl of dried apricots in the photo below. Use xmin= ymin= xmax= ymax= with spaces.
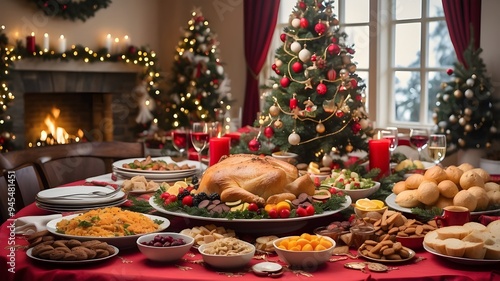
xmin=273 ymin=233 xmax=336 ymax=269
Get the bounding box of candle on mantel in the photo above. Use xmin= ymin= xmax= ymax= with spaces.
xmin=123 ymin=35 xmax=131 ymax=49
xmin=26 ymin=32 xmax=35 ymax=53
xmin=43 ymin=33 xmax=49 ymax=52
xmin=58 ymin=35 xmax=66 ymax=53
xmin=369 ymin=138 xmax=391 ymax=180
xmin=105 ymin=34 xmax=112 ymax=53
xmin=209 ymin=137 xmax=231 ymax=166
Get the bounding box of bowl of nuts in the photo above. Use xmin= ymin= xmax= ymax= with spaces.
xmin=198 ymin=237 xmax=255 ymax=269
xmin=136 ymin=233 xmax=194 ymax=262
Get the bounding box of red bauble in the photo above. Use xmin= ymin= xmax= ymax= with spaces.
xmin=346 ymin=47 xmax=355 ymax=54
xmin=290 ymin=95 xmax=298 ymax=109
xmin=298 ymin=1 xmax=307 ymax=10
xmin=350 ymin=78 xmax=358 ymax=89
xmin=447 ymin=68 xmax=454 ymax=75
xmin=351 ymin=122 xmax=362 ymax=134
xmin=311 ymin=54 xmax=317 ymax=61
xmin=275 ymin=69 xmax=281 ymax=75
xmin=292 ymin=61 xmax=303 ymax=73
xmin=316 ymin=83 xmax=327 ymax=95
xmin=248 ymin=138 xmax=261 ymax=151
xmin=280 ymin=76 xmax=290 ymax=87
xmin=335 ymin=110 xmax=344 ymax=118
xmin=314 ymin=22 xmax=326 ymax=35
xmin=300 ymin=18 xmax=309 ymax=28
xmin=331 ymin=37 xmax=338 ymax=43
xmin=280 ymin=33 xmax=286 ymax=42
xmin=271 ymin=64 xmax=277 ymax=70
xmin=264 ymin=127 xmax=274 ymax=138
xmin=327 ymin=69 xmax=336 ymax=80
xmin=328 ymin=44 xmax=340 ymax=55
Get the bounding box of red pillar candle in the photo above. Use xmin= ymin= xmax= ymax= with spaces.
xmin=369 ymin=139 xmax=391 ymax=180
xmin=209 ymin=137 xmax=230 ymax=166
xmin=26 ymin=32 xmax=36 ymax=53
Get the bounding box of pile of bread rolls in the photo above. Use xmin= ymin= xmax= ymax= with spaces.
xmin=424 ymin=221 xmax=500 ymax=259
xmin=393 ymin=163 xmax=500 ymax=211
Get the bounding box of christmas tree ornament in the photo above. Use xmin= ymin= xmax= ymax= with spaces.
xmin=464 ymin=108 xmax=472 ymax=115
xmin=316 ymin=82 xmax=327 ymax=95
xmin=459 ymin=117 xmax=466 ymax=126
xmin=272 ymin=64 xmax=277 ymax=70
xmin=314 ymin=22 xmax=327 ymax=35
xmin=342 ymin=55 xmax=351 ymax=65
xmin=316 ymin=122 xmax=325 ymax=133
xmin=446 ymin=68 xmax=454 ymax=75
xmin=291 ymin=18 xmax=301 ymax=28
xmin=280 ymin=76 xmax=290 ymax=87
xmin=298 ymin=1 xmax=307 ymax=11
xmin=280 ymin=33 xmax=286 ymax=42
xmin=466 ymin=78 xmax=474 ymax=87
xmin=248 ymin=137 xmax=261 ymax=151
xmin=311 ymin=53 xmax=317 ymax=61
xmin=275 ymin=59 xmax=283 ymax=67
xmin=350 ymin=78 xmax=358 ymax=89
xmin=300 ymin=17 xmax=309 ymax=28
xmin=335 ymin=110 xmax=344 ymax=118
xmin=288 ymin=131 xmax=301 ymax=145
xmin=464 ymin=124 xmax=473 ymax=132
xmin=449 ymin=115 xmax=457 ymax=123
xmin=274 ymin=119 xmax=283 ymax=129
xmin=443 ymin=94 xmax=450 ymax=102
xmin=298 ymin=48 xmax=312 ymax=62
xmin=472 ymin=74 xmax=477 ymax=79
xmin=465 ymin=89 xmax=474 ymax=99
xmin=328 ymin=44 xmax=340 ymax=55
xmin=272 ymin=83 xmax=279 ymax=89
xmin=454 ymin=89 xmax=463 ymax=98
xmin=345 ymin=142 xmax=354 ymax=153
xmin=346 ymin=47 xmax=355 ymax=54
xmin=292 ymin=61 xmax=304 ymax=73
xmin=269 ymin=104 xmax=280 ymax=116
xmin=290 ymin=94 xmax=298 ymax=109
xmin=347 ymin=64 xmax=357 ymax=73
xmin=339 ymin=69 xmax=348 ymax=79
xmin=351 ymin=122 xmax=361 ymax=134
xmin=327 ymin=69 xmax=336 ymax=80
xmin=290 ymin=41 xmax=302 ymax=53
xmin=264 ymin=126 xmax=274 ymax=138
xmin=359 ymin=119 xmax=369 ymax=129
xmin=322 ymin=99 xmax=336 ymax=113
xmin=458 ymin=138 xmax=465 ymax=147
xmin=322 ymin=153 xmax=333 ymax=167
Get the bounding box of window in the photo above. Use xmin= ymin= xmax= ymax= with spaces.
xmin=265 ymin=0 xmax=455 ymax=130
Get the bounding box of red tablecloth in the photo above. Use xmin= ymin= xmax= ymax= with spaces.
xmin=1 ymin=181 xmax=499 ymax=281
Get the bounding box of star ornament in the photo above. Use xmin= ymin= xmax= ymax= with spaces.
xmin=304 ymin=78 xmax=313 ymax=89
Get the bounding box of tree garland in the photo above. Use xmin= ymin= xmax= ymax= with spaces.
xmin=29 ymin=0 xmax=112 ymax=22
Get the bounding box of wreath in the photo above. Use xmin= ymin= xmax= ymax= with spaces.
xmin=30 ymin=0 xmax=112 ymax=22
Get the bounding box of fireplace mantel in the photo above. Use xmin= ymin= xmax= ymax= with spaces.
xmin=13 ymin=59 xmax=144 ymax=73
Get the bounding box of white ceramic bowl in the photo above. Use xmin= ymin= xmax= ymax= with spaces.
xmin=334 ymin=181 xmax=380 ymax=202
xmin=136 ymin=232 xmax=194 ymax=262
xmin=273 ymin=235 xmax=336 ymax=269
xmin=271 ymin=151 xmax=298 ymax=163
xmin=198 ymin=239 xmax=256 ymax=269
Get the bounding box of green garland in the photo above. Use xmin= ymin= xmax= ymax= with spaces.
xmin=30 ymin=0 xmax=112 ymax=22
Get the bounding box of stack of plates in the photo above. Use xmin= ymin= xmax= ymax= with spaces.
xmin=36 ymin=186 xmax=127 ymax=212
xmin=112 ymin=156 xmax=203 ymax=182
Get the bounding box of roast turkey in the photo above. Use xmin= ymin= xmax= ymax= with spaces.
xmin=196 ymin=154 xmax=316 ymax=205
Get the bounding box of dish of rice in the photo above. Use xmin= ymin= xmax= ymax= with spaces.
xmin=55 ymin=207 xmax=162 ymax=237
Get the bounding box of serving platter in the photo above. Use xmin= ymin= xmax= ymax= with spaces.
xmin=423 ymin=243 xmax=500 ymax=265
xmin=46 ymin=214 xmax=170 ymax=249
xmin=358 ymin=246 xmax=415 ymax=263
xmin=385 ymin=193 xmax=500 ymax=216
xmin=112 ymin=157 xmax=198 ymax=174
xmin=149 ymin=196 xmax=352 ymax=235
xmin=36 ymin=186 xmax=126 ymax=205
xmin=112 ymin=167 xmax=196 ymax=180
xmin=26 ymin=245 xmax=119 ymax=264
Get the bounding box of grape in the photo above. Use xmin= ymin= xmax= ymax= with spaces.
xmin=142 ymin=235 xmax=187 ymax=247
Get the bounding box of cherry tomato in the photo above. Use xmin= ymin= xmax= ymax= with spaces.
xmin=182 ymin=195 xmax=193 ymax=206
xmin=329 ymin=188 xmax=337 ymax=195
xmin=267 ymin=208 xmax=278 ymax=218
xmin=296 ymin=206 xmax=307 ymax=217
xmin=160 ymin=192 xmax=170 ymax=199
xmin=248 ymin=202 xmax=259 ymax=212
xmin=306 ymin=205 xmax=315 ymax=216
xmin=279 ymin=208 xmax=290 ymax=218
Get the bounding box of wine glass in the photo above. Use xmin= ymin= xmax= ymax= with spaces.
xmin=409 ymin=128 xmax=429 ymax=160
xmin=382 ymin=127 xmax=398 ymax=155
xmin=171 ymin=128 xmax=189 ymax=159
xmin=428 ymin=134 xmax=447 ymax=165
xmin=191 ymin=122 xmax=209 ymax=173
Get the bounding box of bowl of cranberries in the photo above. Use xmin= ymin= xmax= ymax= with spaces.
xmin=136 ymin=233 xmax=194 ymax=262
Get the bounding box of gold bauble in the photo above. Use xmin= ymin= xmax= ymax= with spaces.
xmin=454 ymin=89 xmax=463 ymax=98
xmin=464 ymin=124 xmax=472 ymax=132
xmin=345 ymin=143 xmax=353 ymax=153
xmin=440 ymin=82 xmax=447 ymax=89
xmin=464 ymin=108 xmax=472 ymax=116
xmin=269 ymin=105 xmax=280 ymax=116
xmin=316 ymin=123 xmax=325 ymax=133
xmin=274 ymin=119 xmax=283 ymax=129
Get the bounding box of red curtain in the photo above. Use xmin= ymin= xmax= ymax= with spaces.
xmin=242 ymin=0 xmax=280 ymax=127
xmin=442 ymin=0 xmax=481 ymax=65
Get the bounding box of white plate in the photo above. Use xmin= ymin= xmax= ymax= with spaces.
xmin=26 ymin=245 xmax=119 ymax=264
xmin=46 ymin=214 xmax=170 ymax=249
xmin=112 ymin=157 xmax=198 ymax=174
xmin=113 ymin=167 xmax=196 ymax=180
xmin=36 ymin=186 xmax=126 ymax=205
xmin=149 ymin=196 xmax=351 ymax=235
xmin=35 ymin=198 xmax=128 ymax=212
xmin=423 ymin=243 xmax=500 ymax=265
xmin=385 ymin=193 xmax=500 ymax=215
xmin=358 ymin=246 xmax=415 ymax=263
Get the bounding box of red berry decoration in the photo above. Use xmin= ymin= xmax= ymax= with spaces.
xmin=311 ymin=53 xmax=317 ymax=61
xmin=271 ymin=64 xmax=277 ymax=70
xmin=355 ymin=94 xmax=362 ymax=101
xmin=264 ymin=126 xmax=274 ymax=138
xmin=300 ymin=17 xmax=309 ymax=29
xmin=328 ymin=44 xmax=340 ymax=55
xmin=314 ymin=22 xmax=326 ymax=35
xmin=316 ymin=83 xmax=327 ymax=95
xmin=331 ymin=37 xmax=338 ymax=43
xmin=292 ymin=61 xmax=303 ymax=73
xmin=280 ymin=33 xmax=286 ymax=42
xmin=335 ymin=110 xmax=344 ymax=118
xmin=346 ymin=47 xmax=355 ymax=54
xmin=350 ymin=78 xmax=358 ymax=89
xmin=248 ymin=138 xmax=261 ymax=151
xmin=280 ymin=76 xmax=290 ymax=87
xmin=351 ymin=121 xmax=362 ymax=134
xmin=298 ymin=1 xmax=307 ymax=10
xmin=446 ymin=68 xmax=454 ymax=75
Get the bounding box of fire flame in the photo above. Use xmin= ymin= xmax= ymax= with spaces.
xmin=39 ymin=107 xmax=84 ymax=145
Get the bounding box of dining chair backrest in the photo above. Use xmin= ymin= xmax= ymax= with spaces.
xmin=0 ymin=174 xmax=11 ymax=223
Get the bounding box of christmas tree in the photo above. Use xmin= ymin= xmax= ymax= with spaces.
xmin=433 ymin=39 xmax=498 ymax=151
xmin=157 ymin=9 xmax=231 ymax=131
xmin=0 ymin=25 xmax=17 ymax=152
xmin=235 ymin=0 xmax=372 ymax=164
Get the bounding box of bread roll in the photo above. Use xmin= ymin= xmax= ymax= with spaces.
xmin=484 ymin=182 xmax=500 ymax=192
xmin=444 ymin=238 xmax=466 ymax=257
xmin=395 ymin=190 xmax=420 ymax=208
xmin=444 ymin=165 xmax=463 ymax=186
xmin=463 ymin=241 xmax=486 ymax=259
xmin=424 ymin=230 xmax=446 ymax=254
xmin=436 ymin=226 xmax=470 ymax=240
xmin=458 ymin=163 xmax=474 ymax=172
xmin=392 ymin=181 xmax=407 ymax=195
xmin=471 ymin=168 xmax=490 ymax=183
xmin=463 ymin=222 xmax=487 ymax=232
xmin=467 ymin=186 xmax=489 ymax=211
xmin=417 ymin=182 xmax=440 ymax=205
xmin=434 ymin=196 xmax=453 ymax=209
xmin=487 ymin=190 xmax=500 ymax=205
xmin=424 ymin=165 xmax=448 ymax=183
xmin=484 ymin=243 xmax=500 ymax=259
xmin=437 ymin=180 xmax=459 ymax=199
xmin=460 ymin=170 xmax=485 ymax=190
xmin=486 ymin=220 xmax=500 ymax=236
xmin=405 ymin=174 xmax=425 ymax=190
xmin=453 ymin=190 xmax=477 ymax=211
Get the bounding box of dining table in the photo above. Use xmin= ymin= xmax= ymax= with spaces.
xmin=1 ymin=179 xmax=499 ymax=281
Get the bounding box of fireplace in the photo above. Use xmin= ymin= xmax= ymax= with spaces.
xmin=8 ymin=60 xmax=144 ymax=148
